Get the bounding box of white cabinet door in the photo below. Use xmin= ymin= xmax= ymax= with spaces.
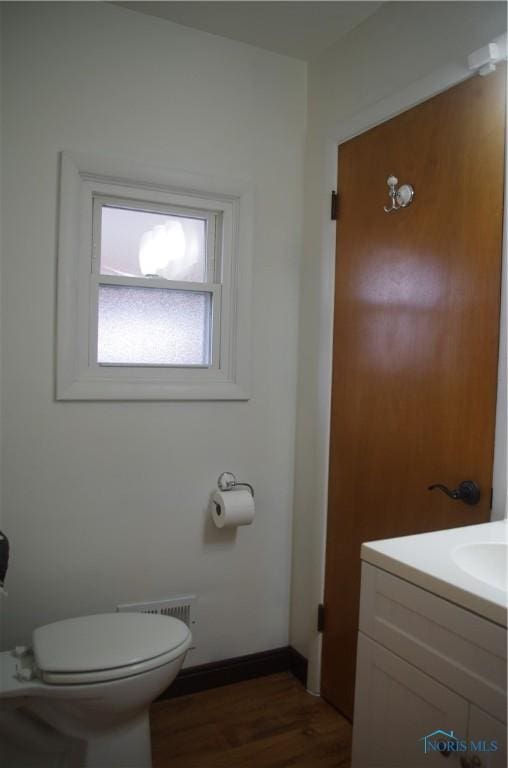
xmin=466 ymin=705 xmax=507 ymax=768
xmin=352 ymin=633 xmax=469 ymax=768
xmin=359 ymin=563 xmax=507 ymax=722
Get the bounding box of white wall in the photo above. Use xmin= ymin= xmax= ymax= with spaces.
xmin=0 ymin=2 xmax=306 ymax=662
xmin=290 ymin=0 xmax=508 ymax=692
xmin=492 ymin=103 xmax=508 ymax=522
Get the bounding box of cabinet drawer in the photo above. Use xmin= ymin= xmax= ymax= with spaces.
xmin=359 ymin=563 xmax=507 ymax=722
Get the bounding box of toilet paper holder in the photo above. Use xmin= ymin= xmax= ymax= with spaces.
xmin=217 ymin=472 xmax=255 ymax=498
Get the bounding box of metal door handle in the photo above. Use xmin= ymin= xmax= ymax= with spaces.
xmin=428 ymin=480 xmax=481 ymax=506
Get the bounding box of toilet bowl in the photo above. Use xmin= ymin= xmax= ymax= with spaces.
xmin=0 ymin=612 xmax=192 ymax=768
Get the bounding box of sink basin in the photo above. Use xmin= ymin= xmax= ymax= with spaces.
xmin=452 ymin=542 xmax=507 ymax=592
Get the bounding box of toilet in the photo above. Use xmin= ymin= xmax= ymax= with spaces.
xmin=0 ymin=612 xmax=192 ymax=767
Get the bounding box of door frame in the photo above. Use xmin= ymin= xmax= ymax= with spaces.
xmin=306 ymin=34 xmax=508 ymax=695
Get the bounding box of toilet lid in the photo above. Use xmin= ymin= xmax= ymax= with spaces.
xmin=33 ymin=613 xmax=190 ymax=674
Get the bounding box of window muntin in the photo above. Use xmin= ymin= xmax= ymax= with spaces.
xmin=91 ymin=197 xmax=221 ymax=370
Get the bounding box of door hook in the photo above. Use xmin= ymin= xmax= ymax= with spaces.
xmin=384 ymin=174 xmax=415 ymax=213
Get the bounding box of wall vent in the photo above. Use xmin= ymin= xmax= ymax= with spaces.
xmin=117 ymin=595 xmax=197 ymax=657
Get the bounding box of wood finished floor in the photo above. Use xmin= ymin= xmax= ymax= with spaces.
xmin=150 ymin=672 xmax=352 ymax=767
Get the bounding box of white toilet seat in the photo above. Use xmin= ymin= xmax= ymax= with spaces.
xmin=32 ymin=612 xmax=192 ymax=685
xmin=38 ymin=637 xmax=191 ymax=685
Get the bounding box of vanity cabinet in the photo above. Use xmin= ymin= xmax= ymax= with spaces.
xmin=467 ymin=706 xmax=507 ymax=768
xmin=352 ymin=563 xmax=507 ymax=768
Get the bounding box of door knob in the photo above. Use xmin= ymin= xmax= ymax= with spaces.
xmin=428 ymin=480 xmax=481 ymax=506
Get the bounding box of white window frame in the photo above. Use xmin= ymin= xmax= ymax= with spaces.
xmin=56 ymin=152 xmax=253 ymax=400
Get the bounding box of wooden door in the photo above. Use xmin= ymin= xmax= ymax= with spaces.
xmin=322 ymin=66 xmax=506 ymax=718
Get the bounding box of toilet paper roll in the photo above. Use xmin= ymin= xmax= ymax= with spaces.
xmin=210 ymin=489 xmax=255 ymax=529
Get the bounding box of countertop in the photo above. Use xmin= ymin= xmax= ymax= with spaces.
xmin=361 ymin=520 xmax=507 ymax=626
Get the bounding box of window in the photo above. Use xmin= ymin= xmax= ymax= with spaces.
xmin=93 ymin=200 xmax=217 ymax=367
xmin=57 ymin=153 xmax=253 ymax=400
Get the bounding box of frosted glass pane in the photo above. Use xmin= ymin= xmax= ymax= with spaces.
xmin=100 ymin=206 xmax=207 ymax=282
xmin=97 ymin=285 xmax=211 ymax=365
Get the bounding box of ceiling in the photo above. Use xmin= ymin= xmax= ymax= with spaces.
xmin=115 ymin=1 xmax=383 ymax=61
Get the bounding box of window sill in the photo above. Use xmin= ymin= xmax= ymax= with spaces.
xmin=56 ymin=376 xmax=250 ymax=401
